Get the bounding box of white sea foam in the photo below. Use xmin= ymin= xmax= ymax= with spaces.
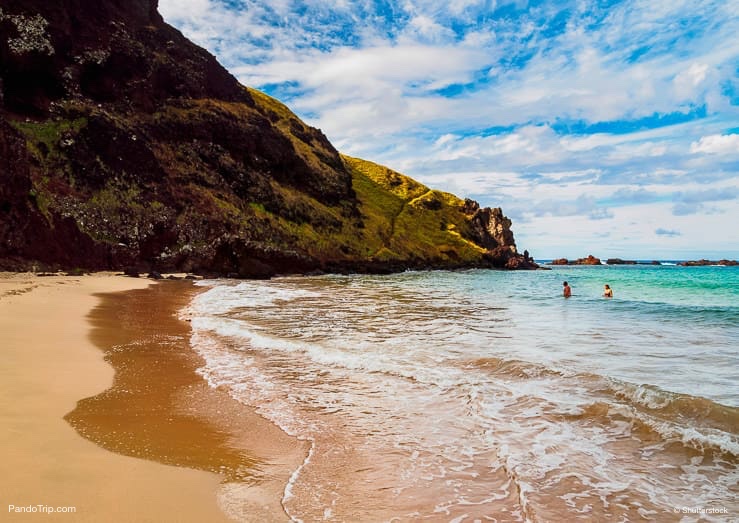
xmin=639 ymin=417 xmax=739 ymax=458
xmin=609 ymin=381 xmax=674 ymax=410
xmin=185 ymin=272 xmax=739 ymax=520
xmin=282 ymin=435 xmax=315 ymax=523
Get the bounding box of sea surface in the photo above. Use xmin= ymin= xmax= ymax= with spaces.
xmin=186 ymin=264 xmax=738 ymax=522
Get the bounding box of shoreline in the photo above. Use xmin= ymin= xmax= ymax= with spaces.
xmin=0 ymin=273 xmax=306 ymax=521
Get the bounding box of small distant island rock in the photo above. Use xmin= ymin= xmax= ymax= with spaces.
xmin=549 ymin=255 xmax=602 ymax=265
xmin=606 ymin=258 xmax=637 ymax=265
xmin=679 ymin=259 xmax=738 ymax=266
xmin=605 ymin=258 xmax=661 ymax=265
xmin=577 ymin=255 xmax=602 ymax=265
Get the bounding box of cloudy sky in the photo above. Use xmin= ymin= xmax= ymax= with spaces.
xmin=159 ymin=0 xmax=739 ymax=260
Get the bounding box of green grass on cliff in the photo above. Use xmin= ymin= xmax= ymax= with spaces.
xmin=342 ymin=155 xmax=486 ymax=263
xmin=11 ymin=117 xmax=89 ymax=223
xmin=11 ymin=116 xmax=88 ymax=182
xmin=11 ymin=117 xmax=88 ymax=156
xmin=226 ymin=151 xmax=487 ymax=266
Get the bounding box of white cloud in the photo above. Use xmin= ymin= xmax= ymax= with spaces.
xmin=402 ymin=15 xmax=455 ymax=42
xmin=606 ymin=142 xmax=668 ymax=161
xmin=690 ymin=134 xmax=739 ymax=155
xmin=673 ymin=63 xmax=711 ymax=99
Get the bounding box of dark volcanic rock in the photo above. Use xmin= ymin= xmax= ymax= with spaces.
xmin=0 ymin=119 xmax=36 ymax=256
xmin=210 ymin=238 xmax=319 ymax=279
xmin=0 ymin=0 xmax=250 ymax=115
xmin=0 ymin=0 xmax=352 ymax=272
xmin=680 ymin=259 xmax=738 ymax=266
xmin=606 ymin=258 xmax=637 ymax=265
xmin=0 ymin=119 xmax=110 ymax=269
xmin=462 ymin=199 xmax=516 ymax=250
xmin=460 ymin=199 xmax=537 ymax=270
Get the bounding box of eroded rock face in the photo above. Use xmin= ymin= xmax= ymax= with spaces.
xmin=576 ymin=255 xmax=602 ymax=265
xmin=464 ymin=201 xmax=517 ymax=252
xmin=0 ymin=0 xmax=249 ymax=115
xmin=462 ymin=199 xmax=513 ymax=250
xmin=0 ymin=119 xmax=112 ymax=269
xmin=461 ymin=199 xmax=537 ymax=269
xmin=0 ymin=119 xmax=35 ymax=260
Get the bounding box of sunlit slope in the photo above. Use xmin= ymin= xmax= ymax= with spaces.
xmin=343 ymin=155 xmax=487 ymax=264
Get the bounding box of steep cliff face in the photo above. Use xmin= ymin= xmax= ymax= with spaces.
xmin=0 ymin=0 xmax=536 ymax=275
xmin=0 ymin=0 xmax=248 ymax=114
xmin=0 ymin=118 xmax=110 ymax=268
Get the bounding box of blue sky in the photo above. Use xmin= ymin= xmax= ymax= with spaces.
xmin=159 ymin=0 xmax=739 ymax=259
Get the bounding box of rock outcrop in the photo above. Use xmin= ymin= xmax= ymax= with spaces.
xmin=576 ymin=255 xmax=602 ymax=265
xmin=679 ymin=259 xmax=738 ymax=266
xmin=0 ymin=0 xmax=536 ymax=275
xmin=548 ymin=255 xmax=602 ymax=266
xmin=606 ymin=258 xmax=637 ymax=265
xmin=461 ymin=199 xmax=537 ymax=270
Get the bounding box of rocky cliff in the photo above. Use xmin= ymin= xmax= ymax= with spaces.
xmin=0 ymin=0 xmax=537 ymax=276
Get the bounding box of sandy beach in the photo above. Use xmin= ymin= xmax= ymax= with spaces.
xmin=0 ymin=273 xmax=306 ymax=522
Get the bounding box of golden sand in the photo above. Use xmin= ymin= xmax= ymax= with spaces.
xmin=0 ymin=273 xmax=305 ymax=522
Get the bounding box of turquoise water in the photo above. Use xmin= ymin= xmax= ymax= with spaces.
xmin=456 ymin=264 xmax=739 ymax=407
xmin=188 ymin=265 xmax=738 ymax=521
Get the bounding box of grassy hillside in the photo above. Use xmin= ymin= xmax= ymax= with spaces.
xmin=343 ymin=156 xmax=487 ymax=264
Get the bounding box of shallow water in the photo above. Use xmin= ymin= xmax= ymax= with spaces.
xmin=186 ymin=265 xmax=739 ymax=521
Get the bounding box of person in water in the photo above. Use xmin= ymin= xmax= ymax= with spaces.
xmin=603 ymin=284 xmax=613 ymax=298
xmin=563 ymin=281 xmax=571 ymax=298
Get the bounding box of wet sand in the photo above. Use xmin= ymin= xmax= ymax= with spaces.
xmin=0 ymin=273 xmax=306 ymax=522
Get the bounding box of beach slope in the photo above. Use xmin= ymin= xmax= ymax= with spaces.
xmin=0 ymin=274 xmax=230 ymax=522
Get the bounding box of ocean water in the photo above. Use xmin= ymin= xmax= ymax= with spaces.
xmin=186 ymin=265 xmax=738 ymax=522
